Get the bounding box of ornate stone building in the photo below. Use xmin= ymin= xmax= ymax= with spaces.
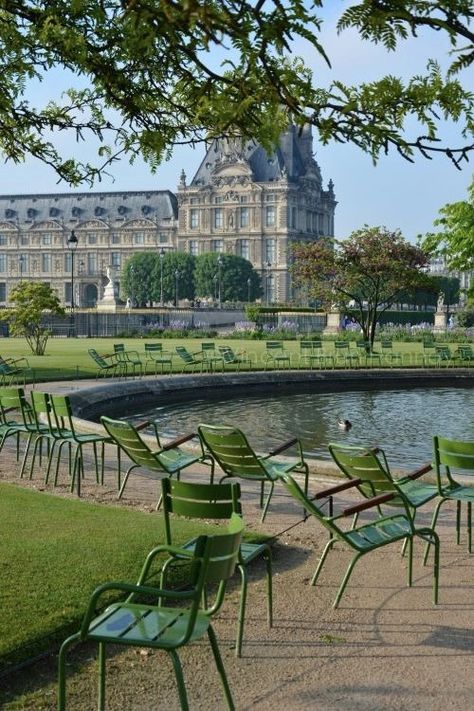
xmin=0 ymin=126 xmax=335 ymax=306
xmin=178 ymin=125 xmax=336 ymax=302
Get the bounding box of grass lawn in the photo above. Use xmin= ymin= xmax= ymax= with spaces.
xmin=0 ymin=336 xmax=465 ymax=383
xmin=0 ymin=482 xmax=217 ymax=672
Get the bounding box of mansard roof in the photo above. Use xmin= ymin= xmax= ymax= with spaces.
xmin=0 ymin=190 xmax=178 ymax=224
xmin=190 ymin=125 xmax=323 ymax=187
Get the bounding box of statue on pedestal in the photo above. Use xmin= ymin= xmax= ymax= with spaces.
xmin=437 ymin=292 xmax=445 ymax=312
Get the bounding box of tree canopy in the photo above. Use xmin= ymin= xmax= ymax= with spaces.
xmin=194 ymin=253 xmax=261 ymax=302
xmin=1 ymin=1 xmax=473 ymax=185
xmin=5 ymin=282 xmax=65 ymax=354
xmin=420 ymin=176 xmax=474 ymax=277
xmin=291 ymin=226 xmax=431 ymax=348
xmin=122 ymin=251 xmax=196 ymax=305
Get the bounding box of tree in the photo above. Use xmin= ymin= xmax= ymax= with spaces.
xmin=291 ymin=226 xmax=431 ymax=350
xmin=420 ymin=177 xmax=474 ymax=287
xmin=153 ymin=252 xmax=196 ymax=305
xmin=121 ymin=252 xmax=158 ymax=307
xmin=194 ymin=254 xmax=261 ymax=302
xmin=5 ymin=282 xmax=65 ymax=355
xmin=0 ymin=2 xmax=473 ymax=185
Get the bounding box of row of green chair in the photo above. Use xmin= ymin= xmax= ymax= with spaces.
xmin=0 ymin=354 xmax=34 ymax=385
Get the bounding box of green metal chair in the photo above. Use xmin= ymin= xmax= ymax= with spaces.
xmin=88 ymin=348 xmax=124 ymax=378
xmin=263 ymin=341 xmax=292 ymax=370
xmin=380 ymin=338 xmax=404 ymax=367
xmin=113 ymin=344 xmax=144 ymax=377
xmin=100 ymin=416 xmax=214 ymax=502
xmin=197 ymin=423 xmax=309 ymax=522
xmin=457 ymin=344 xmax=474 ymax=364
xmin=328 ymin=443 xmax=439 ymax=530
xmin=424 ymin=435 xmax=474 ymax=561
xmin=200 ymin=342 xmax=224 ymax=372
xmin=161 ymin=478 xmax=272 ymax=657
xmin=58 ymin=514 xmax=244 ymax=711
xmin=0 ymin=355 xmax=34 ymax=386
xmin=218 ymin=345 xmax=253 ymax=371
xmin=298 ymin=340 xmax=334 ymax=369
xmin=334 ymin=340 xmax=360 ymax=368
xmin=175 ymin=345 xmax=204 ymax=373
xmin=424 ymin=345 xmax=454 ymax=368
xmin=280 ymin=472 xmax=440 ymax=608
xmin=144 ymin=342 xmax=174 ymax=374
xmin=20 ymin=390 xmax=59 ymax=481
xmin=355 ymin=340 xmax=382 ymax=367
xmin=0 ymin=386 xmax=35 ymax=462
xmin=48 ymin=394 xmax=116 ymax=496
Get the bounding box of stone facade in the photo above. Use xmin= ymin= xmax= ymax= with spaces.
xmin=0 ymin=126 xmax=335 ymax=306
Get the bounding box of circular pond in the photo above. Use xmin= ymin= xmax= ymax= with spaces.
xmin=127 ymin=385 xmax=474 ymax=469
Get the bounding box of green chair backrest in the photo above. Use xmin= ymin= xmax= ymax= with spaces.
xmin=328 ymin=443 xmax=396 ymax=500
xmin=0 ymin=357 xmax=17 ymax=375
xmin=113 ymin=344 xmax=125 ymax=352
xmin=198 ymin=423 xmax=267 ymax=481
xmin=334 ymin=341 xmax=349 ymax=350
xmin=218 ymin=346 xmax=235 ymax=363
xmin=435 ymin=345 xmax=451 ymax=359
xmin=101 ymin=416 xmax=166 ymax=472
xmin=201 ymin=342 xmax=216 ymax=352
xmin=202 ymin=513 xmax=244 ymax=586
xmin=381 ymin=339 xmax=393 ymax=349
xmin=49 ymin=394 xmax=75 ymax=434
xmin=458 ymin=345 xmax=473 ymax=357
xmin=266 ymin=341 xmax=284 ymax=351
xmin=30 ymin=391 xmax=55 ymax=433
xmin=176 ymin=346 xmax=198 ymax=364
xmin=145 ymin=343 xmax=164 ymax=354
xmin=434 ymin=435 xmax=474 ymax=487
xmin=0 ymin=386 xmax=31 ymax=424
xmin=280 ymin=473 xmax=345 ymax=541
xmin=88 ymin=349 xmax=111 ymax=368
xmin=161 ymin=478 xmax=242 ymax=545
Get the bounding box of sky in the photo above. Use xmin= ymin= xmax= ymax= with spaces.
xmin=0 ymin=6 xmax=472 ymax=243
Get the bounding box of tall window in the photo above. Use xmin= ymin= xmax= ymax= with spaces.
xmin=88 ymin=232 xmax=98 ymax=245
xmin=64 ymin=253 xmax=72 ymax=272
xmin=41 ymin=254 xmax=51 ymax=273
xmin=265 ymin=238 xmax=276 ymax=264
xmin=239 ymin=239 xmax=250 ymax=260
xmin=133 ymin=232 xmax=144 ymax=245
xmin=159 ymin=232 xmax=168 ymax=243
xmin=0 ymin=235 xmax=8 ymax=246
xmin=111 ymin=252 xmax=121 ymax=267
xmin=20 ymin=235 xmax=29 ymax=245
xmin=213 ymin=208 xmax=223 ymax=229
xmin=240 ymin=207 xmax=249 ymax=228
xmin=265 ymin=205 xmax=276 ymax=227
xmin=0 ymin=254 xmax=5 ymax=273
xmin=189 ymin=240 xmax=199 ymax=256
xmin=211 ymin=239 xmax=223 ymax=253
xmin=87 ymin=253 xmax=97 ymax=274
xmin=42 ymin=233 xmax=52 ymax=245
xmin=291 ymin=207 xmax=297 ymax=229
xmin=190 ymin=209 xmax=199 ymax=229
xmin=65 ymin=282 xmax=72 ymax=303
xmin=111 ymin=233 xmax=121 ymax=244
xmin=306 ymin=210 xmax=312 ymax=231
xmin=0 ymin=283 xmax=6 ymax=301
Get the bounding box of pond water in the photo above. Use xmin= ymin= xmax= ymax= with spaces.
xmin=128 ymin=385 xmax=474 ymax=469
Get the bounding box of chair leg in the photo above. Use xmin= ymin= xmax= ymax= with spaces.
xmin=468 ymin=501 xmax=472 ymax=553
xmin=98 ymin=642 xmax=106 ymax=711
xmin=456 ymin=500 xmax=461 ymax=545
xmin=57 ymin=633 xmax=80 ymax=711
xmin=406 ymin=536 xmax=413 ymax=587
xmin=417 ymin=529 xmax=440 ymax=604
xmin=168 ymin=649 xmax=190 ymax=711
xmin=264 ymin=547 xmax=273 ymax=628
xmin=311 ymin=538 xmax=337 ymax=586
xmin=118 ymin=465 xmax=136 ymax=498
xmin=207 ymin=625 xmax=235 ymax=711
xmin=260 ymin=481 xmax=275 ymax=522
xmin=333 ymin=552 xmax=363 ymax=608
xmin=423 ymin=499 xmax=445 ymax=565
xmin=235 ymin=564 xmax=248 ymax=657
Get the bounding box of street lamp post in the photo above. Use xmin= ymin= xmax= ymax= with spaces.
xmin=213 ymin=274 xmax=218 ymax=303
xmin=159 ymin=248 xmax=165 ymax=306
xmin=174 ymin=269 xmax=179 ymax=307
xmin=247 ymin=277 xmax=251 ymax=303
xmin=265 ymin=261 xmax=272 ymax=306
xmin=18 ymin=255 xmax=25 ymax=282
xmin=217 ymin=255 xmax=223 ymax=309
xmin=67 ymin=230 xmax=78 ymax=337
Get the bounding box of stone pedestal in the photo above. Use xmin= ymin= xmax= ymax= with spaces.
xmin=97 ymin=267 xmax=118 ymax=312
xmin=433 ymin=310 xmax=447 ymax=333
xmin=323 ymin=311 xmax=342 ymax=334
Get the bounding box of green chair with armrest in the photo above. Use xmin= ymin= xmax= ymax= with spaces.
xmin=88 ymin=348 xmax=124 ymax=378
xmin=197 ymin=423 xmax=309 ymax=522
xmin=58 ymin=515 xmax=244 ymax=710
xmin=100 ymin=416 xmax=214 ymax=504
xmin=161 ymin=478 xmax=272 ymax=657
xmin=281 ymin=473 xmax=440 ymax=608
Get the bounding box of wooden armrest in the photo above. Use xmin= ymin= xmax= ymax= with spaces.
xmin=161 ymin=432 xmax=196 ymax=451
xmin=135 ymin=420 xmax=150 ymax=431
xmin=342 ymin=492 xmax=395 ymax=516
xmin=312 ymin=478 xmax=362 ymax=500
xmin=268 ymin=438 xmax=298 ymax=456
xmin=405 ymin=463 xmax=432 ymax=480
